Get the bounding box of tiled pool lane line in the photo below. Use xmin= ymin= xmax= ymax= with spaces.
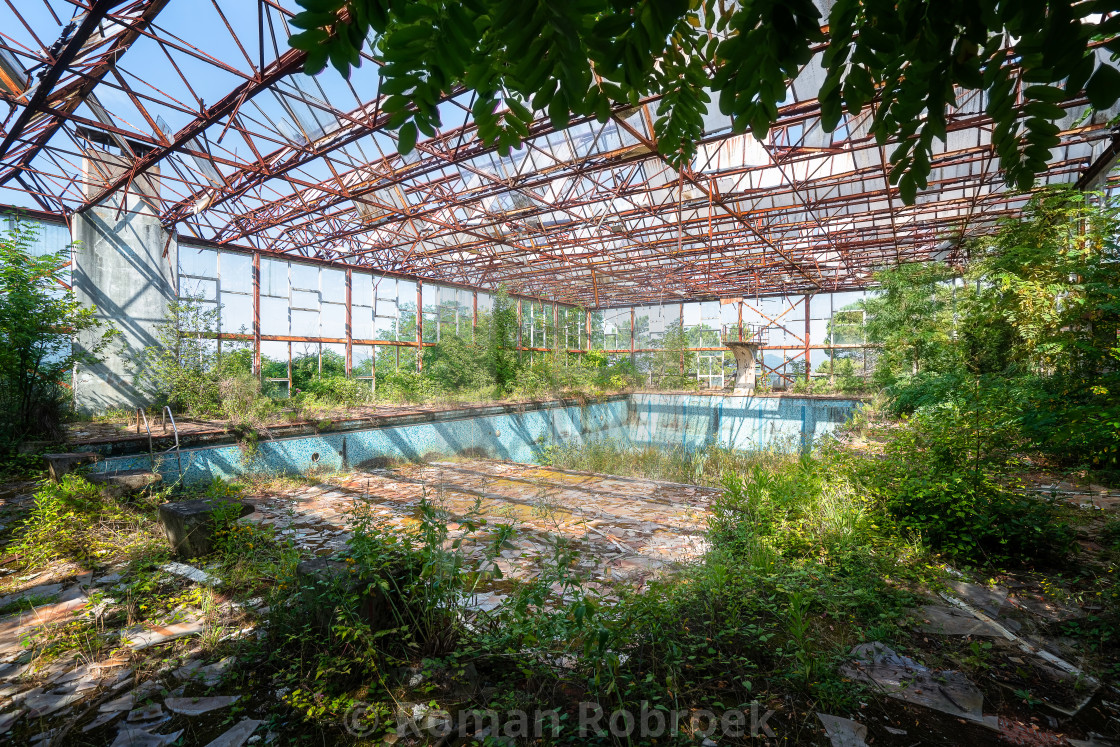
xmin=240 ymin=460 xmax=721 ymax=610
xmin=89 ymin=393 xmax=860 ymax=486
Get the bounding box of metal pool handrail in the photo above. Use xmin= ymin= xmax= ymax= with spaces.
xmin=134 ymin=406 xmax=184 ymax=480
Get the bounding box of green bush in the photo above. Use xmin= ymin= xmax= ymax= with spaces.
xmin=300 ymin=375 xmax=372 ymax=408
xmin=0 ymin=219 xmax=114 ymax=441
xmin=421 ymin=333 xmax=494 ymax=392
xmin=862 ymin=188 xmax=1120 ymax=479
xmin=374 ymin=367 xmax=442 ymax=402
xmin=855 ymin=403 xmax=1074 ymax=564
xmin=11 ymin=475 xmax=162 ymax=567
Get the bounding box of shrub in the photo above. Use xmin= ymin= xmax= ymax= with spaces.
xmin=300 ymin=375 xmax=372 ymax=408
xmin=374 ymin=368 xmax=441 ymax=402
xmin=0 ymin=219 xmax=114 ymax=442
xmin=421 ymin=334 xmax=493 ymax=392
xmin=11 ymin=475 xmax=162 ymax=567
xmin=855 ymin=403 xmax=1075 ymax=564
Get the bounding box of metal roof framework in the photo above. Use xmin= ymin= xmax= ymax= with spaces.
xmin=1 ymin=0 xmax=1118 ymax=309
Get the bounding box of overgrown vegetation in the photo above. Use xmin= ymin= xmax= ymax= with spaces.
xmin=862 ymin=188 xmax=1120 ymax=483
xmin=543 ymin=438 xmax=796 ymax=487
xmin=0 ymin=219 xmax=114 ymax=446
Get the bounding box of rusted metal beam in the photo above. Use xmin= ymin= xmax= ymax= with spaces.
xmin=78 ymin=45 xmax=309 ymax=210
xmin=0 ymin=0 xmax=169 ymax=188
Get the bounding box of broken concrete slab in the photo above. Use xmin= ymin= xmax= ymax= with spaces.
xmin=127 ymin=704 xmax=162 ymax=722
xmin=125 ymin=618 xmax=207 ymax=650
xmin=947 ymin=581 xmax=1009 ymax=617
xmin=165 ymin=695 xmax=239 ymax=715
xmin=100 ymin=693 xmax=135 ymax=713
xmin=915 ymin=605 xmax=1006 ymax=637
xmin=110 ymin=725 xmax=182 ymax=747
xmin=159 ymin=561 xmax=222 ymax=587
xmin=43 ymin=452 xmax=101 ymax=482
xmin=816 ymin=713 xmax=868 ymax=747
xmin=0 ymin=583 xmax=63 ymax=610
xmin=1011 ymin=594 xmax=1084 ymax=622
xmin=0 ymin=595 xmax=88 ymax=653
xmin=1068 ymin=737 xmax=1119 ymax=747
xmin=0 ymin=708 xmax=22 ymax=734
xmin=173 ymin=656 xmax=234 ymax=687
xmin=157 ymin=500 xmax=254 ymax=558
xmin=840 ymin=642 xmax=999 ymax=730
xmin=82 ymin=709 xmax=124 ymax=732
xmin=203 ymin=718 xmax=262 ymax=747
xmin=87 ymin=470 xmax=162 ymax=498
xmin=24 ymin=687 xmax=87 ymax=717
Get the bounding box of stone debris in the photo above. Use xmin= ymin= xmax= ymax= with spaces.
xmin=110 ymin=724 xmax=182 ymax=747
xmin=204 ymin=718 xmax=262 ymax=747
xmin=816 ymin=713 xmax=869 ymax=747
xmin=100 ymin=693 xmax=136 ymax=713
xmin=0 ymin=594 xmax=88 ymax=657
xmin=915 ymin=605 xmax=1006 ymax=637
xmin=24 ymin=687 xmax=87 ymax=717
xmin=1068 ymin=737 xmax=1120 ymax=747
xmin=158 ymin=499 xmax=254 ymax=558
xmin=87 ymin=470 xmax=162 ymax=498
xmin=840 ymin=642 xmax=999 ymax=730
xmin=242 ymin=459 xmax=720 ymax=605
xmin=938 ymin=591 xmax=1100 ymax=715
xmin=83 ymin=709 xmax=124 ymax=732
xmin=159 ymin=561 xmax=222 ymax=587
xmin=126 ymin=618 xmax=207 ymax=650
xmin=0 ymin=708 xmax=22 ymax=734
xmin=164 ymin=695 xmax=239 ymax=715
xmin=946 ymin=581 xmax=1010 ymax=617
xmin=127 ymin=703 xmax=163 ymax=722
xmin=0 ymin=582 xmax=62 ymax=609
xmin=42 ymin=452 xmax=101 ymax=481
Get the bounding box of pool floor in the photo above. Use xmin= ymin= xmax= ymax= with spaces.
xmin=243 ymin=458 xmax=718 ymax=610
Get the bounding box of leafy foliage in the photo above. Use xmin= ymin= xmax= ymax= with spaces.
xmin=145 ymin=294 xmax=279 ymax=433
xmin=647 ymin=320 xmax=697 ymax=390
xmin=10 ymin=474 xmax=163 ymax=568
xmin=862 ymin=187 xmax=1120 ymax=478
xmin=0 ymin=219 xmax=114 ymax=442
xmin=289 ymin=0 xmax=1120 ymax=201
xmin=852 ymin=400 xmax=1076 ymax=564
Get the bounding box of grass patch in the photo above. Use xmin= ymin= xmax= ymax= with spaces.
xmin=541 ymin=437 xmax=797 ymax=487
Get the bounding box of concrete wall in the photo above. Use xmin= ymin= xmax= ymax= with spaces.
xmin=72 ymin=147 xmax=177 ymax=412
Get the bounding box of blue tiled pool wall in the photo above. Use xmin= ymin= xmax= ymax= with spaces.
xmin=599 ymin=394 xmax=857 ymax=453
xmin=90 ymin=395 xmax=858 ymax=485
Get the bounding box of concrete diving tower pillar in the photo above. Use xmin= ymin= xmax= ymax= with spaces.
xmin=722 ymin=322 xmax=768 ymax=395
xmin=725 ymin=341 xmax=760 ymax=395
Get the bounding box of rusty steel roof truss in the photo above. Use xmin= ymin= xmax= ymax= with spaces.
xmin=1 ymin=0 xmax=1118 ymax=308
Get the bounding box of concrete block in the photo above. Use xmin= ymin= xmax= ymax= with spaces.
xmin=156 ymin=500 xmax=254 ymax=558
xmin=87 ymin=470 xmax=161 ymax=497
xmin=43 ymin=452 xmax=101 ymax=482
xmin=295 ymin=558 xmax=405 ymax=631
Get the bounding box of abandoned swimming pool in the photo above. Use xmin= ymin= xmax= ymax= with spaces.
xmin=87 ymin=393 xmax=861 ymax=486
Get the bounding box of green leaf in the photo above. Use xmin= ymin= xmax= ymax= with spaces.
xmin=1085 ymin=64 xmax=1120 ymax=110
xmin=396 ymin=121 xmax=418 ymax=154
xmin=288 ymin=29 xmax=328 ymax=51
xmin=897 ymin=173 xmax=917 ymax=204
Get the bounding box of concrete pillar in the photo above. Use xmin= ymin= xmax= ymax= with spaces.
xmin=72 ymin=146 xmax=177 ymax=413
xmin=726 ymin=341 xmax=759 ymax=395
